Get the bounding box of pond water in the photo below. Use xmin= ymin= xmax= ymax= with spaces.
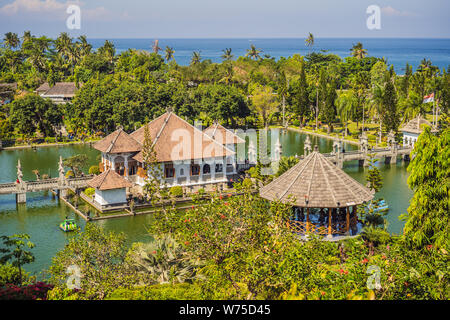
xmin=0 ymin=130 xmax=413 ymax=277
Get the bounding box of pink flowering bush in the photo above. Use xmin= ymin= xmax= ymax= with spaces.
xmin=0 ymin=282 xmax=54 ymax=300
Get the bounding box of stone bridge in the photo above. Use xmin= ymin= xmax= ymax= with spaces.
xmin=301 ymin=131 xmax=412 ymax=168
xmin=0 ymin=157 xmax=92 ymax=203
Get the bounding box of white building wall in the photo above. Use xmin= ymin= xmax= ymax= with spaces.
xmin=402 ymin=132 xmax=419 ymax=147
xmin=94 ymin=188 xmax=127 ymax=206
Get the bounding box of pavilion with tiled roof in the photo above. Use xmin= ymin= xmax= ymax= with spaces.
xmin=260 ymin=146 xmax=374 ymax=238
xmin=88 ymin=169 xmax=133 ymax=208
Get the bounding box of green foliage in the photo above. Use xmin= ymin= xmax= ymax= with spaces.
xmin=0 ymin=234 xmax=35 ymax=285
xmin=106 ymin=283 xmax=203 ymax=300
xmin=402 ymin=127 xmax=449 ymax=250
xmin=169 ymin=186 xmax=183 ymax=198
xmin=84 ymin=187 xmax=95 ymax=197
xmin=9 ymin=94 xmax=62 ymax=137
xmin=47 ymin=223 xmax=140 ymax=300
xmin=88 ymin=165 xmax=100 ymax=175
xmin=125 ymin=235 xmax=200 ymax=285
xmin=0 ymin=263 xmax=34 ymax=286
xmin=63 ymin=154 xmax=88 ymax=177
xmin=276 ymin=156 xmax=299 ymax=177
xmin=365 ymin=153 xmax=383 ymax=192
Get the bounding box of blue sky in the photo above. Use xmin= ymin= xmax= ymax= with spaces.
xmin=0 ymin=0 xmax=449 ymax=38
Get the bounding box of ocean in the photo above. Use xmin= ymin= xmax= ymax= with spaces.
xmin=87 ymin=38 xmax=450 ymax=74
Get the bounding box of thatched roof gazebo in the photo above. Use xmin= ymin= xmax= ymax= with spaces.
xmin=260 ymin=146 xmax=374 ymax=238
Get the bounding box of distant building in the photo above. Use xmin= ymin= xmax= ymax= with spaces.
xmin=91 ymin=112 xmax=240 ymax=203
xmin=401 ymin=115 xmax=438 ymax=147
xmin=36 ymin=82 xmax=79 ymax=104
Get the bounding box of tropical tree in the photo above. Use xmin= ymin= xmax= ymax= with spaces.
xmin=402 ymin=127 xmax=449 ymax=249
xmin=221 ymin=48 xmax=234 ymax=61
xmin=3 ymin=32 xmax=20 ymax=49
xmin=276 ymin=156 xmax=299 ymax=177
xmin=250 ymin=85 xmax=278 ymax=128
xmin=165 ymin=46 xmax=175 ymax=62
xmin=245 ymin=44 xmax=262 ymax=60
xmin=190 ymin=51 xmax=201 ymax=65
xmin=152 ymin=39 xmax=162 ymax=54
xmin=380 ymin=76 xmax=400 ymax=132
xmin=305 ymin=32 xmax=314 ymax=48
xmin=126 ymin=235 xmax=199 ymax=284
xmin=0 ymin=234 xmax=35 ymax=285
xmin=63 ymin=154 xmax=88 ymax=177
xmin=336 ymin=89 xmax=357 ymax=136
xmin=350 ymin=42 xmax=368 ymax=59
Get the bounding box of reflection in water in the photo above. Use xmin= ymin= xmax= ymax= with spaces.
xmin=0 ymin=131 xmax=413 ymax=276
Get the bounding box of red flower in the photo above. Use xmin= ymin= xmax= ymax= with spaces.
xmin=381 ymin=255 xmax=387 ymax=260
xmin=360 ymin=258 xmax=369 ymax=264
xmin=219 ymin=195 xmax=223 ymax=200
xmin=224 ymin=202 xmax=229 ymax=206
xmin=194 ymin=233 xmax=198 ymax=237
xmin=426 ymin=244 xmax=433 ymax=250
xmin=321 ymin=291 xmax=326 ymax=296
xmin=344 ymin=270 xmax=348 ymax=275
xmin=184 ymin=241 xmax=190 ymax=246
xmin=152 ymin=251 xmax=157 ymax=254
xmin=228 ymin=193 xmax=232 ymax=197
xmin=220 ymin=214 xmax=226 ymax=219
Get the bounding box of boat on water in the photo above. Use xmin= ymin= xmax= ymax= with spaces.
xmin=367 ymin=199 xmax=389 ymax=213
xmin=59 ymin=219 xmax=77 ymax=232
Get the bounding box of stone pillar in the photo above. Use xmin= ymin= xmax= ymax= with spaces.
xmin=16 ymin=193 xmax=26 ymax=203
xmin=124 ymin=156 xmax=129 ymax=177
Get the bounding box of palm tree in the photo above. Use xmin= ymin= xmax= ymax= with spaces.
xmin=305 ymin=32 xmax=314 ymax=48
xmin=152 ymin=40 xmax=162 ymax=54
xmin=3 ymin=32 xmax=20 ymax=49
xmin=221 ymin=48 xmax=234 ymax=61
xmin=276 ymin=156 xmax=299 ymax=177
xmin=21 ymin=31 xmax=33 ymax=50
xmin=369 ymin=84 xmax=385 ymax=144
xmin=245 ymin=44 xmax=262 ymax=60
xmin=165 ymin=46 xmax=175 ymax=62
xmin=55 ymin=32 xmax=73 ymax=60
xmin=76 ymin=35 xmax=92 ymax=58
xmin=98 ymin=40 xmax=115 ymax=63
xmin=350 ymin=42 xmax=368 ymax=59
xmin=336 ymin=89 xmax=357 ymax=137
xmin=190 ymin=51 xmax=201 ymax=65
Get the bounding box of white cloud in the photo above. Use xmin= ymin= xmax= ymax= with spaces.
xmin=381 ymin=6 xmax=418 ymax=17
xmin=0 ymin=0 xmax=111 ymax=20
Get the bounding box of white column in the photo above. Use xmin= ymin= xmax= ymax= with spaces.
xmin=124 ymin=155 xmax=129 ymax=177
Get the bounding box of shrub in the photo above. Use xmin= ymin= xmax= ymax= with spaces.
xmin=88 ymin=165 xmax=100 ymax=175
xmin=197 ymin=188 xmax=205 ymax=196
xmin=169 ymin=186 xmax=183 ymax=198
xmin=0 ymin=263 xmax=33 ymax=286
xmin=84 ymin=187 xmax=95 ymax=197
xmin=0 ymin=282 xmax=54 ymax=300
xmin=106 ymin=283 xmax=203 ymax=300
xmin=44 ymin=137 xmax=56 ymax=143
xmin=65 ymin=170 xmax=74 ymax=178
xmin=292 ymin=119 xmax=300 ymax=127
xmin=241 ymin=178 xmax=253 ymax=189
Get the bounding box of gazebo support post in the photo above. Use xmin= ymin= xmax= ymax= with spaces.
xmin=345 ymin=206 xmax=350 ymax=235
xmin=327 ymin=208 xmax=332 ymax=239
xmin=306 ymin=208 xmax=310 ymax=233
